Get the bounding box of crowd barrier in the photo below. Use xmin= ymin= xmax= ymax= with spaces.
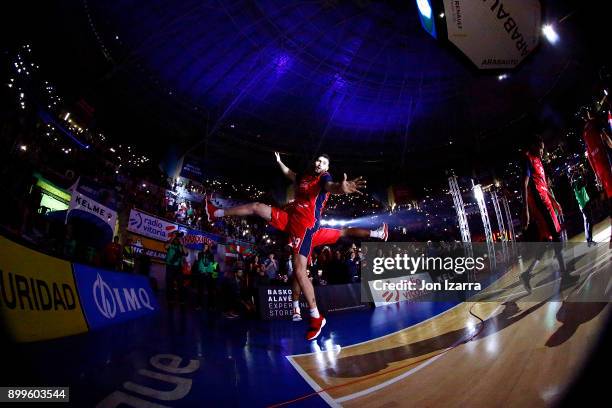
xmin=0 ymin=235 xmax=158 ymax=342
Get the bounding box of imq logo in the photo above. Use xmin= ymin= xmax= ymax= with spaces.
xmin=93 ymin=274 xmax=154 ymax=319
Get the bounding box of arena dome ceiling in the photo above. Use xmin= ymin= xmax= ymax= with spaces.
xmin=11 ymin=0 xmax=610 ymax=173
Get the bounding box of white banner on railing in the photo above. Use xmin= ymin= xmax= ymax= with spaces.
xmin=68 ymin=191 xmax=117 ymax=231
xmin=127 ymin=209 xmax=178 ymax=242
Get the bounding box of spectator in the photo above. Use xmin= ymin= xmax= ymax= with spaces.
xmin=251 ymin=266 xmax=270 ymax=313
xmin=246 ymin=254 xmax=262 ymax=277
xmin=263 ymin=253 xmax=279 ymax=281
xmin=318 ymin=248 xmax=332 ymax=282
xmin=254 ymin=266 xmax=270 ymax=287
xmin=192 ymin=251 xmax=207 ymax=310
xmin=186 ymin=203 xmax=195 ymax=225
xmin=346 ymin=250 xmax=360 ymax=282
xmin=165 ymin=233 xmax=186 ymax=303
xmin=122 ymin=237 xmax=135 ymax=272
xmin=220 ymin=270 xmax=240 ymax=319
xmin=237 ymin=269 xmax=256 ymax=315
xmin=202 ymin=243 xmax=214 ymax=259
xmin=136 ymin=251 xmax=151 ymax=276
xmin=102 ymin=236 xmax=122 ymax=270
xmin=205 ymin=253 xmax=220 ymax=310
xmin=235 ymin=253 xmax=245 ymax=272
xmin=328 ymin=250 xmax=350 ymax=284
xmin=570 ymin=167 xmax=595 ymax=245
xmin=62 ymin=223 xmax=77 ymax=260
xmin=358 ymin=244 xmax=367 ymax=273
xmin=285 ymin=252 xmax=293 ymax=277
xmin=21 ymin=176 xmax=42 ymax=238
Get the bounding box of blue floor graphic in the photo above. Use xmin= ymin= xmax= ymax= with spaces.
xmin=3 ymin=295 xmax=455 ymax=407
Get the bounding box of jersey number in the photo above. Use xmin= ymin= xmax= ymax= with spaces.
xmin=290 ymin=237 xmax=302 ymax=249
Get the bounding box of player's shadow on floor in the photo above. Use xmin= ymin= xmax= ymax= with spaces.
xmin=545 ymin=302 xmax=609 ymax=347
xmin=476 ymin=251 xmax=591 ymax=302
xmin=324 ymin=300 xmax=548 ymax=378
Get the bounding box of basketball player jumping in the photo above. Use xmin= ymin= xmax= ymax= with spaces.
xmin=205 ymin=152 xmax=388 ymax=340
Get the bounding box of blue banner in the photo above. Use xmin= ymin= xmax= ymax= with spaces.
xmin=72 ymin=264 xmax=158 ymax=330
xmin=180 ymin=157 xmax=204 ymax=180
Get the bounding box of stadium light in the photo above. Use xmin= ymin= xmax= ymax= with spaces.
xmin=473 ymin=184 xmax=484 ymax=203
xmin=417 ymin=0 xmax=432 ymax=19
xmin=542 ymin=24 xmax=559 ymax=44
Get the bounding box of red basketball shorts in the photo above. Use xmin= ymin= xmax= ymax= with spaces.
xmin=269 ymin=207 xmax=341 ymax=258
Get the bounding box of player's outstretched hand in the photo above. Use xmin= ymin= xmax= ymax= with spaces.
xmin=274 ymin=152 xmax=281 ymax=163
xmin=342 ymin=173 xmax=366 ymax=194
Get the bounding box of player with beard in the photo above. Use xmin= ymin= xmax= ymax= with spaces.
xmin=205 ymin=152 xmax=388 ymax=340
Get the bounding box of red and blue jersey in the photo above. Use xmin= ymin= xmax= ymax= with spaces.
xmin=288 ymin=172 xmax=332 ymax=228
xmin=269 ymin=171 xmax=341 ymax=258
xmin=523 ymin=151 xmax=561 ymax=239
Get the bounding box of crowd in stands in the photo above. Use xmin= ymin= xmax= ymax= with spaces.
xmin=164 ymin=239 xmax=366 ymax=319
xmin=1 ymin=44 xmax=610 ymax=321
xmin=2 ymin=98 xmax=610 ymax=320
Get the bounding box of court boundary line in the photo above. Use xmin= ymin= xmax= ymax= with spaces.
xmin=333 ymin=347 xmax=448 ymax=403
xmin=284 ymin=303 xmax=501 ymax=405
xmin=286 ymin=355 xmax=340 ymax=408
xmin=334 ymin=247 xmax=611 ymax=403
xmin=333 ymin=303 xmax=503 ymax=403
xmin=287 ymin=301 xmax=464 ymax=358
xmin=285 ymin=221 xmax=610 ymax=404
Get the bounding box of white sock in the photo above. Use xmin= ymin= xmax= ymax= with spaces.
xmin=310 ymin=308 xmax=320 ymax=318
xmin=293 ymin=300 xmax=299 ymax=310
xmin=370 ymin=229 xmax=382 ymax=238
xmin=213 ymin=209 xmax=224 ymax=217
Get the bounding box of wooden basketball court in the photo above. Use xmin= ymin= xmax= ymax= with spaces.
xmin=287 ymin=220 xmax=611 ymax=407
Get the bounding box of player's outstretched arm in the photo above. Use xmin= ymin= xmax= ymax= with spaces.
xmin=522 ymin=175 xmax=530 ymax=228
xmin=325 ymin=173 xmax=366 ymax=195
xmin=275 ymin=152 xmax=296 ymax=182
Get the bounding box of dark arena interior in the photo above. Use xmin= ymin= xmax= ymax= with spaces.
xmin=0 ymin=1 xmax=611 ymax=407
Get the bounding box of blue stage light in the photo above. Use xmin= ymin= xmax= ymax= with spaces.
xmin=416 ymin=0 xmax=437 ymax=39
